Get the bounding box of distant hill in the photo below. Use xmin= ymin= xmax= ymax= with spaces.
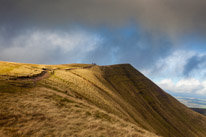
xmin=176 ymin=97 xmax=206 ymax=108
xmin=191 ymin=108 xmax=206 ymax=116
xmin=0 ymin=61 xmax=206 ymax=137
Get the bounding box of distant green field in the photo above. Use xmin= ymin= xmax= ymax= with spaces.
xmin=176 ymin=97 xmax=206 ymax=108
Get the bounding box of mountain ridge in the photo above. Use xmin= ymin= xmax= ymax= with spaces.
xmin=0 ymin=61 xmax=206 ymax=137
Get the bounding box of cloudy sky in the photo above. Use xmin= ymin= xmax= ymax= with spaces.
xmin=1 ymin=0 xmax=206 ymax=98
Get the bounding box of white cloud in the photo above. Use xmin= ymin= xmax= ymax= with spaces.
xmin=143 ymin=49 xmax=206 ymax=97
xmin=142 ymin=49 xmax=206 ymax=81
xmin=157 ymin=50 xmax=195 ymax=77
xmin=142 ymin=50 xmax=196 ymax=79
xmin=157 ymin=79 xmax=174 ymax=91
xmin=0 ymin=29 xmax=102 ymax=64
xmin=157 ymin=78 xmax=206 ymax=95
xmin=196 ymin=81 xmax=206 ymax=95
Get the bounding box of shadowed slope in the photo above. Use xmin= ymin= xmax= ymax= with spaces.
xmin=99 ymin=64 xmax=206 ymax=137
xmin=0 ymin=61 xmax=206 ymax=137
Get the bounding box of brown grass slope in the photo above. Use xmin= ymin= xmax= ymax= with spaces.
xmin=0 ymin=61 xmax=206 ymax=137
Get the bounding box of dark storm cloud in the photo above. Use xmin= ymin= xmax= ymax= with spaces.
xmin=1 ymin=0 xmax=206 ymax=36
xmin=0 ymin=0 xmax=206 ymax=71
xmin=80 ymin=27 xmax=173 ymax=69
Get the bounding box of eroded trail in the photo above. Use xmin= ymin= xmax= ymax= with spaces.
xmin=8 ymin=69 xmax=53 ymax=86
xmin=10 ymin=69 xmax=50 ymax=80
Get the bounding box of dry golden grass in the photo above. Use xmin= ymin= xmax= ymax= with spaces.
xmin=0 ymin=61 xmax=45 ymax=77
xmin=0 ymin=61 xmax=206 ymax=137
xmin=0 ymin=61 xmax=91 ymax=77
xmin=0 ymin=87 xmax=157 ymax=137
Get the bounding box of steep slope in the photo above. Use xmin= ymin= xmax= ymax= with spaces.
xmin=0 ymin=61 xmax=206 ymax=137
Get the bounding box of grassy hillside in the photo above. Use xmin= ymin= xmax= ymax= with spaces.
xmin=0 ymin=61 xmax=206 ymax=137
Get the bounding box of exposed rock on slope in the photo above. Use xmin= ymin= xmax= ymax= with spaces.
xmin=0 ymin=61 xmax=206 ymax=137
